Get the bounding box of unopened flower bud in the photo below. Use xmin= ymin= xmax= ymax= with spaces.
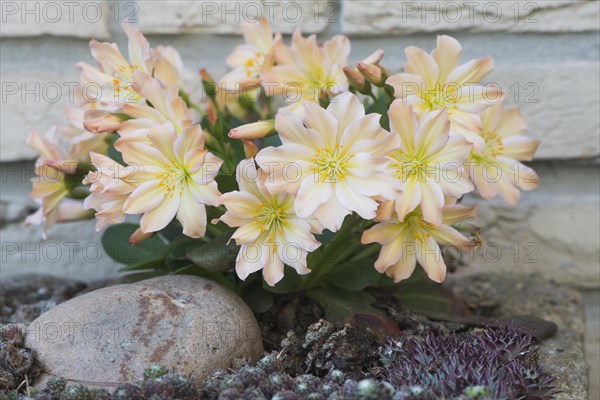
xmin=129 ymin=227 xmax=155 ymax=245
xmin=343 ymin=66 xmax=371 ymax=95
xmin=199 ymin=68 xmax=217 ymax=98
xmin=357 ymin=62 xmax=388 ymax=87
xmin=205 ymin=103 xmax=218 ymax=125
xmin=362 ymin=49 xmax=384 ymax=66
xmin=229 ymin=120 xmax=275 ymax=140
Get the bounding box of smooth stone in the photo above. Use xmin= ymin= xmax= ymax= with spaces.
xmin=25 ymin=275 xmax=263 ymax=388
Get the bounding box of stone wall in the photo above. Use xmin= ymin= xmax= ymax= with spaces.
xmin=1 ymin=0 xmax=599 ymax=286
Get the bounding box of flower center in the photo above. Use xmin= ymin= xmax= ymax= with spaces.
xmin=111 ymin=64 xmax=143 ymax=102
xmin=256 ymin=203 xmax=287 ymax=236
xmin=421 ymin=83 xmax=459 ymax=110
xmin=480 ymin=130 xmax=504 ymax=158
xmin=157 ymin=164 xmax=190 ymax=198
xmin=389 ymin=150 xmax=428 ymax=183
xmin=404 ymin=211 xmax=434 ymax=242
xmin=245 ymin=52 xmax=266 ymax=78
xmin=311 ymin=146 xmax=352 ymax=183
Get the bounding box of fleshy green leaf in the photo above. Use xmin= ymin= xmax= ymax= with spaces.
xmin=171 ymin=264 xmax=236 ymax=292
xmin=215 ymin=173 xmax=238 ymax=193
xmin=328 ymin=260 xmax=382 ymax=291
xmin=307 ymin=286 xmax=401 ymax=339
xmin=186 ymin=231 xmax=238 ymax=272
xmin=242 ymin=286 xmax=274 ymax=314
xmin=101 ymin=223 xmax=166 ymax=266
xmin=394 ymin=271 xmax=473 ymax=319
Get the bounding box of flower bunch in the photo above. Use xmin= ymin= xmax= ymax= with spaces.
xmin=26 ymin=19 xmax=539 ymax=300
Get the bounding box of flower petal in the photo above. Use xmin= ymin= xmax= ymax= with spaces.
xmin=405 ymin=46 xmax=439 ymax=88
xmin=303 ymin=102 xmax=339 ymax=147
xmin=388 ymin=99 xmax=417 ymax=149
xmin=431 ymin=35 xmax=462 ymax=83
xmin=416 ymin=237 xmax=446 ymax=283
xmin=177 ymin=189 xmax=207 ymax=238
xmin=327 ymin=92 xmax=365 ymax=136
xmin=139 ymin=194 xmax=180 ymax=233
xmin=447 ymin=56 xmax=494 ymax=85
xmin=395 ymin=177 xmax=422 ymax=221
xmin=313 ymin=192 xmax=349 ymax=232
xmin=420 ymin=177 xmax=445 ymax=225
xmin=335 ymin=180 xmax=379 ymax=220
xmin=416 ymin=109 xmax=450 ymax=158
xmin=235 ymin=245 xmax=265 ymax=280
xmin=294 ymin=178 xmax=332 ymax=218
xmin=123 ymin=179 xmax=164 ymax=214
xmin=502 ymin=136 xmax=540 ymax=161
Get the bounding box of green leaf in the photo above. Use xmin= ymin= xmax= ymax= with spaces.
xmin=328 ymin=260 xmax=382 ymax=291
xmin=172 ymin=264 xmax=236 ymax=292
xmin=122 ymin=270 xmax=168 ymax=282
xmin=242 ymin=286 xmax=274 ymax=314
xmin=306 ymin=286 xmax=377 ymax=322
xmin=101 ymin=223 xmax=166 ymax=266
xmin=307 ymin=286 xmax=401 ymax=339
xmin=394 ymin=271 xmax=473 ymax=320
xmin=158 ymin=220 xmax=185 ymax=242
xmin=186 ymin=231 xmax=238 ymax=272
xmin=215 ymin=173 xmax=238 ymax=193
xmin=107 ymin=134 xmax=125 ymax=165
xmin=262 ymin=134 xmax=282 ymax=148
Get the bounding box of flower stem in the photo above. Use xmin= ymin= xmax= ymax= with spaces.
xmin=302 ymin=214 xmax=365 ymax=289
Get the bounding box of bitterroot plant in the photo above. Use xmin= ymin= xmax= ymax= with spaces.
xmin=24 ymin=17 xmax=541 ymax=315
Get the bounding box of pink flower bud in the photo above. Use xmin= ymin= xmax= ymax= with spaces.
xmin=228 ymin=120 xmax=275 ymax=140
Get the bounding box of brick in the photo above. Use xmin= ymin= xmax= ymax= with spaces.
xmin=0 ymin=0 xmax=110 ymax=39
xmin=137 ymin=0 xmax=334 ymax=35
xmin=489 ymin=61 xmax=600 ymax=159
xmin=341 ymin=0 xmax=600 ymax=36
xmin=460 ymin=164 xmax=600 ymax=289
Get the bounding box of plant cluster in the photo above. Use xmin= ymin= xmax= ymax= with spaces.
xmin=25 ymin=18 xmax=540 ymax=305
xmin=380 ymin=328 xmax=559 ymax=399
xmin=1 ymin=326 xmax=558 ymax=400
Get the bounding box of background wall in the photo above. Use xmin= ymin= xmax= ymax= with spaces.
xmin=1 ymin=0 xmax=599 ymax=288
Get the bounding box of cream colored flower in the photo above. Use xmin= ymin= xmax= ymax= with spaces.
xmin=256 ymin=93 xmax=399 ymax=232
xmin=120 ymin=124 xmax=222 ymax=238
xmin=153 ymin=45 xmax=185 ymax=88
xmin=386 ymin=100 xmax=473 ymax=225
xmin=219 ymin=17 xmax=281 ymax=91
xmin=115 ymin=72 xmax=193 ymax=150
xmin=60 ymin=107 xmax=111 ymax=161
xmin=78 ymin=22 xmax=184 ymax=109
xmin=219 ymin=159 xmax=322 ymax=286
xmin=387 ymin=35 xmax=504 ymax=151
xmin=25 ymin=129 xmax=78 ymax=238
xmin=362 ymin=204 xmax=476 ymax=283
xmin=468 ymin=103 xmax=540 ymax=204
xmin=83 ymin=152 xmax=136 ymax=230
xmin=261 ymin=29 xmax=350 ymax=116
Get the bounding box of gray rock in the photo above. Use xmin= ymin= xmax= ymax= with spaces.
xmin=25 ymin=275 xmax=264 ymax=388
xmin=448 ymin=272 xmax=588 ymax=400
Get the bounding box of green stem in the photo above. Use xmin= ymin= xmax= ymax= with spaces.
xmin=350 ymin=243 xmax=381 ymax=262
xmin=302 ymin=214 xmax=364 ymax=289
